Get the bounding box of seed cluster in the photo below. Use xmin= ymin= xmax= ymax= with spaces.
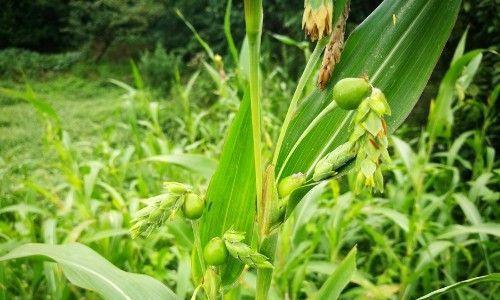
xmin=130 ymin=182 xmax=204 ymax=238
xmin=204 ymin=230 xmax=273 ymax=269
xmin=223 ymin=230 xmax=273 ymax=269
xmin=313 ymin=78 xmax=391 ymax=193
xmin=350 ymin=88 xmax=391 ymax=193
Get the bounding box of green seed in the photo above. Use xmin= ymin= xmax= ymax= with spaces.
xmin=182 ymin=193 xmax=204 ymax=220
xmin=332 ymin=78 xmax=372 ymax=110
xmin=277 ymin=173 xmax=306 ymax=198
xmin=204 ymin=237 xmax=228 ymax=266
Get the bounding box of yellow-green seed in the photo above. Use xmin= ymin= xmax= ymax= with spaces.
xmin=182 ymin=193 xmax=204 ymax=220
xmin=204 ymin=237 xmax=228 ymax=266
xmin=277 ymin=173 xmax=306 ymax=198
xmin=332 ymin=78 xmax=372 ymax=110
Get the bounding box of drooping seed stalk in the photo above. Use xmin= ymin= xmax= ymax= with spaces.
xmin=272 ymin=37 xmax=329 ymax=166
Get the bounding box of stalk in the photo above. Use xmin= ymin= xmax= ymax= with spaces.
xmin=244 ymin=1 xmax=268 ymax=298
xmin=192 ymin=221 xmax=206 ymax=277
xmin=244 ymin=0 xmax=263 ymax=209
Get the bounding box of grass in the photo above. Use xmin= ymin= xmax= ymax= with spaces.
xmin=0 ymin=1 xmax=498 ymax=299
xmin=0 ymin=69 xmax=125 ymax=159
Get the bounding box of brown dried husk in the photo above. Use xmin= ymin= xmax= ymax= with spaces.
xmin=318 ymin=4 xmax=350 ymax=90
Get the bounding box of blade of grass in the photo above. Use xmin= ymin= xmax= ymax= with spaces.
xmin=417 ymin=274 xmax=500 ymax=300
xmin=314 ymin=247 xmax=357 ymax=300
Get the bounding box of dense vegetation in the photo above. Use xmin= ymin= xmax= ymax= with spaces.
xmin=0 ymin=0 xmax=498 ymax=299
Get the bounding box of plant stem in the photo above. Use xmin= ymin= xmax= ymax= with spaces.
xmin=272 ymin=37 xmax=329 ymax=166
xmin=244 ymin=1 xmax=268 ymax=298
xmin=192 ymin=221 xmax=207 ymax=284
xmin=244 ymin=0 xmax=263 ymax=207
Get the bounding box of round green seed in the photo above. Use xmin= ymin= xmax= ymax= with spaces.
xmin=332 ymin=78 xmax=372 ymax=110
xmin=204 ymin=237 xmax=228 ymax=266
xmin=182 ymin=193 xmax=204 ymax=220
xmin=277 ymin=173 xmax=306 ymax=198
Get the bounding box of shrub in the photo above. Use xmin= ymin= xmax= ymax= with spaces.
xmin=139 ymin=43 xmax=180 ymax=94
xmin=0 ymin=48 xmax=82 ymax=78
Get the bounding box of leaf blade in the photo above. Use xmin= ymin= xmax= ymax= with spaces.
xmin=276 ymin=0 xmax=462 ymax=179
xmin=315 ymin=247 xmax=357 ymax=300
xmin=198 ymin=92 xmax=256 ymax=285
xmin=0 ymin=243 xmax=178 ymax=300
xmin=417 ymin=273 xmax=500 ymax=300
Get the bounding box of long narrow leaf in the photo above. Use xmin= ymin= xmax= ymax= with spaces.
xmin=198 ymin=92 xmax=256 ymax=285
xmin=0 ymin=243 xmax=178 ymax=300
xmin=417 ymin=274 xmax=500 ymax=300
xmin=145 ymin=154 xmax=217 ymax=180
xmin=315 ymin=247 xmax=357 ymax=300
xmin=276 ymin=0 xmax=462 ymax=181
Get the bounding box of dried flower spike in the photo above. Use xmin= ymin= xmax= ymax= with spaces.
xmin=318 ymin=3 xmax=349 ymax=89
xmin=302 ymin=0 xmax=334 ymax=41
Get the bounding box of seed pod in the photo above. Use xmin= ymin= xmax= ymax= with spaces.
xmin=277 ymin=173 xmax=306 ymax=198
xmin=313 ymin=141 xmax=355 ymax=181
xmin=332 ymin=78 xmax=372 ymax=110
xmin=182 ymin=193 xmax=204 ymax=220
xmin=204 ymin=237 xmax=228 ymax=266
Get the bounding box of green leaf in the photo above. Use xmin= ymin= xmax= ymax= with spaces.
xmin=392 ymin=136 xmax=417 ymax=172
xmin=362 ymin=206 xmax=409 ymax=232
xmin=0 ymin=86 xmax=61 ymax=128
xmin=415 ymin=241 xmax=453 ymax=274
xmin=166 ymin=219 xmax=194 ymax=250
xmin=427 ymin=50 xmax=482 ymax=139
xmin=438 ymin=224 xmax=500 ymax=239
xmin=445 ymin=131 xmax=474 ymax=166
xmin=454 ymin=193 xmax=483 ymax=225
xmin=276 ymin=0 xmax=461 ymax=181
xmin=314 ymin=247 xmax=357 ymax=300
xmin=417 ymin=273 xmax=500 ymax=300
xmin=175 ymin=9 xmax=214 ymax=60
xmin=198 ymin=92 xmax=256 ymax=285
xmin=270 ymin=33 xmax=309 ymax=50
xmin=0 ymin=243 xmax=178 ymax=300
xmin=451 ymin=28 xmax=469 ymax=65
xmin=145 ymin=154 xmax=217 ymax=180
